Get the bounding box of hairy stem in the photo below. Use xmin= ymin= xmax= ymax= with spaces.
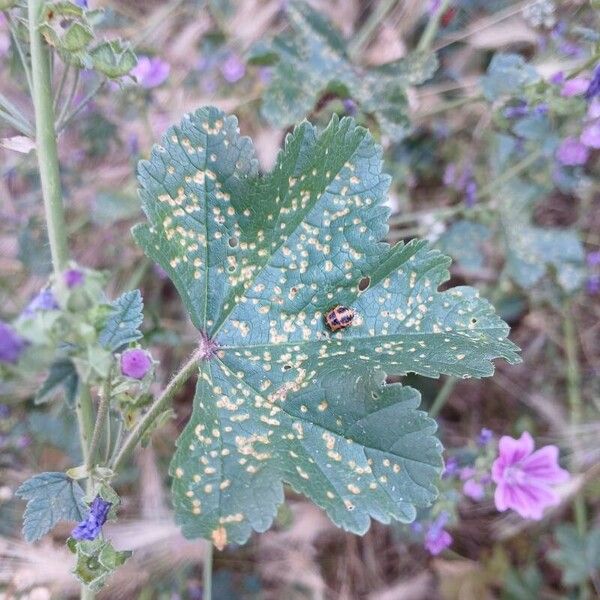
xmin=110 ymin=352 xmax=200 ymax=472
xmin=87 ymin=369 xmax=112 ymax=470
xmin=417 ymin=0 xmax=451 ymax=52
xmin=203 ymin=543 xmax=213 ymax=600
xmin=348 ymin=0 xmax=399 ymax=60
xmin=28 ymin=0 xmax=69 ymax=274
xmin=76 ymin=385 xmax=95 ymax=483
xmin=429 ymin=376 xmax=457 ymax=417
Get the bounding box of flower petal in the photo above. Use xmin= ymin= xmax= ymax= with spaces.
xmin=520 ymin=445 xmax=570 ymax=484
xmin=498 ymin=431 xmax=534 ymax=465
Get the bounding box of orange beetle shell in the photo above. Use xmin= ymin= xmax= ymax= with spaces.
xmin=325 ymin=305 xmax=355 ymax=331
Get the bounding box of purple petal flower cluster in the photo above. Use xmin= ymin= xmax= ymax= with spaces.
xmin=132 ymin=56 xmax=170 ymax=89
xmin=64 ymin=268 xmax=85 ymax=289
xmin=0 ymin=322 xmax=27 ymax=364
xmin=477 ymin=428 xmax=493 ymax=447
xmin=442 ymin=456 xmax=459 ymax=478
xmin=463 ymin=478 xmax=485 ymax=501
xmin=556 ymin=137 xmax=589 ymax=166
xmin=220 ymin=54 xmax=245 ymax=83
xmin=121 ymin=348 xmax=152 ymax=380
xmin=71 ymin=496 xmax=112 ymax=541
xmin=424 ymin=512 xmax=453 ymax=555
xmin=22 ymin=288 xmax=59 ymax=317
xmin=492 ymin=431 xmax=569 ymax=520
xmin=585 ymin=64 xmax=600 ymax=100
xmin=561 ymin=77 xmax=590 ymax=97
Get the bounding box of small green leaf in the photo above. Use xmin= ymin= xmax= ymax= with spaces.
xmin=90 ymin=40 xmax=137 ymax=78
xmin=70 ymin=537 xmax=131 ymax=592
xmin=437 ymin=221 xmax=491 ymax=272
xmin=134 ymin=106 xmax=519 ymax=546
xmin=549 ymin=525 xmax=600 ymax=586
xmin=35 ymin=358 xmax=79 ymax=406
xmin=16 ymin=472 xmax=86 ymax=542
xmin=99 ymin=289 xmax=144 ymax=351
xmin=481 ymin=53 xmax=540 ymax=101
xmin=251 ymin=1 xmax=437 ymax=139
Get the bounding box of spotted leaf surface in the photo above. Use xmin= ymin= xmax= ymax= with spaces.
xmin=248 ymin=1 xmax=438 ymax=140
xmin=134 ymin=106 xmax=519 ymax=547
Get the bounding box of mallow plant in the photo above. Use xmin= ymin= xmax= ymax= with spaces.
xmin=1 ymin=1 xmax=523 ymax=598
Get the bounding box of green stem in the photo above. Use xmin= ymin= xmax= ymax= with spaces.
xmin=110 ymin=353 xmax=200 ymax=472
xmin=389 ymin=148 xmax=543 ymax=227
xmin=348 ymin=0 xmax=399 ymax=60
xmin=417 ymin=0 xmax=451 ymax=52
xmin=57 ymin=79 xmax=104 ymax=132
xmin=53 ymin=64 xmax=71 ymax=113
xmin=203 ymin=543 xmax=213 ymax=600
xmin=429 ymin=377 xmax=457 ymax=417
xmin=415 ymin=94 xmax=484 ymax=119
xmin=28 ymin=0 xmax=69 ymax=274
xmin=563 ymin=302 xmax=588 ymax=600
xmin=75 ymin=385 xmax=95 ymax=480
xmin=7 ymin=13 xmax=34 ymax=94
xmin=56 ymin=68 xmax=80 ymax=128
xmin=87 ymin=369 xmax=112 ymax=470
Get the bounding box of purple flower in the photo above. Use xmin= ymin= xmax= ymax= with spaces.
xmin=588 ymin=98 xmax=600 ymax=120
xmin=585 ymin=64 xmax=600 ymax=100
xmin=463 ymin=479 xmax=485 ymax=501
xmin=549 ymin=71 xmax=564 ymax=85
xmin=442 ymin=456 xmax=459 ymax=478
xmin=64 ymin=269 xmax=85 ymax=289
xmin=587 ymin=275 xmax=600 ymax=295
xmin=492 ymin=431 xmax=569 ymax=520
xmin=580 ymin=121 xmax=600 ymax=149
xmin=424 ymin=513 xmax=453 ymax=555
xmin=220 ymin=54 xmax=245 ymax=83
xmin=71 ymin=496 xmax=112 ymax=541
xmin=121 ymin=348 xmax=152 ymax=379
xmin=22 ymin=288 xmax=59 ymax=317
xmin=0 ymin=322 xmax=27 ymax=364
xmin=503 ymin=101 xmax=529 ymax=119
xmin=478 ymin=427 xmax=493 ymax=446
xmin=74 ymin=0 xmax=88 ymax=7
xmin=343 ymin=98 xmax=357 ymax=116
xmin=131 ymin=56 xmax=170 ymax=89
xmin=587 ymin=251 xmax=600 ymax=267
xmin=427 ymin=0 xmax=441 ymax=15
xmin=561 ymin=78 xmax=590 ymax=97
xmin=556 ymin=137 xmax=590 ymax=166
xmin=465 ymin=180 xmax=477 ymax=207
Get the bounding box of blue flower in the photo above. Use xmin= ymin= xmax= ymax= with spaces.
xmin=22 ymin=288 xmax=59 ymax=317
xmin=585 ymin=64 xmax=600 ymax=100
xmin=71 ymin=496 xmax=112 ymax=541
xmin=0 ymin=321 xmax=27 ymax=364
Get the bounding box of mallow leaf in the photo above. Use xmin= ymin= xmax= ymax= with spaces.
xmin=133 ymin=106 xmax=519 ymax=547
xmin=99 ymin=289 xmax=144 ymax=351
xmin=481 ymin=53 xmax=540 ymax=101
xmin=16 ymin=472 xmax=86 ymax=542
xmin=35 ymin=357 xmax=79 ymax=406
xmin=549 ymin=525 xmax=600 ymax=586
xmin=249 ymin=1 xmax=438 ymax=140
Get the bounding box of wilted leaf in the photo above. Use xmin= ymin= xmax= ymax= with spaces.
xmin=99 ymin=289 xmax=144 ymax=352
xmin=249 ymin=1 xmax=438 ymax=140
xmin=133 ymin=106 xmax=519 ymax=547
xmin=16 ymin=472 xmax=87 ymax=542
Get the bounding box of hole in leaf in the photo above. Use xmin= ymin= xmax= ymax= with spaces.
xmin=470 ymin=317 xmax=478 ymax=324
xmin=283 ymin=364 xmax=292 ymax=371
xmin=228 ymin=237 xmax=238 ymax=248
xmin=358 ymin=276 xmax=371 ymax=292
xmin=227 ymin=265 xmax=236 ymax=273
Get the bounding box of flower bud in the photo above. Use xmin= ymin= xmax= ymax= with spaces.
xmin=120 ymin=348 xmax=152 ymax=380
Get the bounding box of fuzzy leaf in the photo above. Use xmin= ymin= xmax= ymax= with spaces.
xmin=35 ymin=358 xmax=79 ymax=406
xmin=99 ymin=289 xmax=144 ymax=351
xmin=436 ymin=221 xmax=491 ymax=272
xmin=549 ymin=525 xmax=600 ymax=586
xmin=134 ymin=106 xmax=519 ymax=547
xmin=16 ymin=472 xmax=86 ymax=542
xmin=481 ymin=53 xmax=540 ymax=101
xmin=250 ymin=1 xmax=437 ymax=140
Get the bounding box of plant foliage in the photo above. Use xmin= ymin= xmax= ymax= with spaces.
xmin=133 ymin=106 xmax=519 ymax=547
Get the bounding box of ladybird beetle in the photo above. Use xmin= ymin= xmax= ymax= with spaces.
xmin=325 ymin=305 xmax=355 ymax=332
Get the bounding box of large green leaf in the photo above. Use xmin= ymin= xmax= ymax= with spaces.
xmin=248 ymin=1 xmax=438 ymax=140
xmin=133 ymin=106 xmax=519 ymax=547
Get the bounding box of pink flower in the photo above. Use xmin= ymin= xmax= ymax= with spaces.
xmin=556 ymin=137 xmax=590 ymax=166
xmin=463 ymin=479 xmax=485 ymax=501
xmin=121 ymin=348 xmax=152 ymax=379
xmin=131 ymin=56 xmax=170 ymax=89
xmin=492 ymin=432 xmax=569 ymax=520
xmin=581 ymin=121 xmax=600 ymax=148
xmin=560 ymin=77 xmax=590 ymax=97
